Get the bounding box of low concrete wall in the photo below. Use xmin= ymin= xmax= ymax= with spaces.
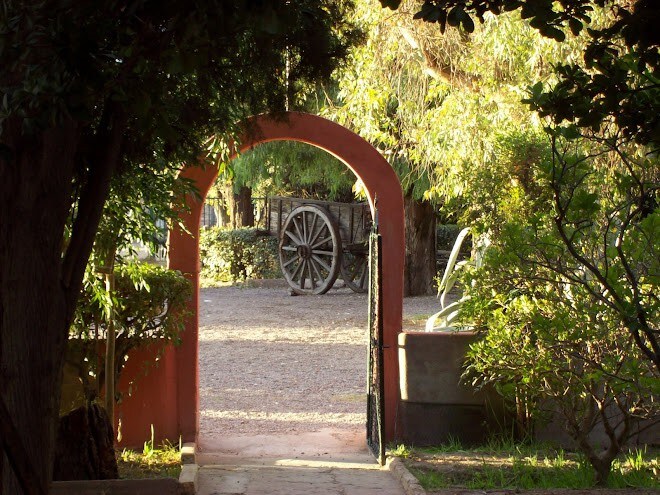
xmin=398 ymin=331 xmax=511 ymax=446
xmin=398 ymin=331 xmax=659 ymax=449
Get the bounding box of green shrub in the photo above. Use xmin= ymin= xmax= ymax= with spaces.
xmin=200 ymin=227 xmax=279 ymax=283
xmin=67 ymin=262 xmax=192 ymax=409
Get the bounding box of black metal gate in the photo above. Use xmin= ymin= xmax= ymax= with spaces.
xmin=366 ymin=220 xmax=385 ymax=465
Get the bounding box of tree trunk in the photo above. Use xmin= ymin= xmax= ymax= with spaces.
xmin=234 ymin=185 xmax=254 ymax=227
xmin=53 ymin=404 xmax=118 ymax=481
xmin=104 ymin=271 xmax=116 ymax=427
xmin=403 ymin=192 xmax=437 ymax=296
xmin=1 ymin=111 xmax=122 ymax=493
xmin=215 ymin=193 xmax=231 ymax=227
xmin=222 ymin=183 xmax=255 ymax=228
xmin=1 ymin=124 xmax=80 ymax=494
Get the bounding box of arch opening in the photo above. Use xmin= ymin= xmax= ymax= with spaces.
xmin=120 ymin=112 xmax=404 ymax=450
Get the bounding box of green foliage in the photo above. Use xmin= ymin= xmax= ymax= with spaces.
xmin=388 ymin=444 xmax=412 ymax=458
xmin=426 ymin=227 xmax=473 ymax=330
xmin=74 ymin=262 xmax=192 ymax=342
xmin=118 ymin=433 xmax=182 ymax=480
xmin=377 ymin=0 xmax=659 ymax=484
xmin=69 ymin=262 xmax=192 ymax=403
xmin=1 ymin=1 xmax=362 ymax=148
xmin=200 ymin=227 xmax=280 ymax=284
xmin=228 ymin=141 xmax=357 ymax=202
xmin=92 ymin=159 xmax=195 ymax=265
xmin=456 ymin=129 xmax=659 ymax=482
xmin=329 ymin=0 xmax=585 ymax=204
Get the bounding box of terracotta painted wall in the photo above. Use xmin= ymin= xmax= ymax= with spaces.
xmin=120 ymin=112 xmax=405 ymax=447
xmin=115 ymin=344 xmax=179 ymax=448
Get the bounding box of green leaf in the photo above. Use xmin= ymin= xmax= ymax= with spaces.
xmin=447 ymin=6 xmax=461 ymax=27
xmin=568 ymin=18 xmax=583 ymax=36
xmin=380 ymin=0 xmax=402 ymax=9
xmin=558 ymin=124 xmax=580 ymax=140
xmin=571 ymin=190 xmax=599 ymax=214
xmin=461 ymin=15 xmax=475 ymax=33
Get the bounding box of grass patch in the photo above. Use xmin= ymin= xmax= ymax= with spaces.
xmin=117 ymin=439 xmax=181 ymax=480
xmin=390 ymin=441 xmax=660 ymax=491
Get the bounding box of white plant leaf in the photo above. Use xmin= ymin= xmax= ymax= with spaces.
xmin=437 ymin=227 xmax=471 ymax=295
xmin=425 ymin=300 xmax=463 ymax=332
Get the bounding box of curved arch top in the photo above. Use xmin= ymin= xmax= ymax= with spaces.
xmin=182 ymin=112 xmax=400 ymax=224
xmin=168 ymin=111 xmax=404 ymax=444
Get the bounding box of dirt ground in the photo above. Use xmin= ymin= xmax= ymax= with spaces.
xmin=197 ymin=280 xmax=440 ymax=447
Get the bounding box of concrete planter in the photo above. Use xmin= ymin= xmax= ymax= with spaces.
xmin=398 ymin=331 xmax=511 ymax=446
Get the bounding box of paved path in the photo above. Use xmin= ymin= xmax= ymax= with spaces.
xmin=195 ymin=432 xmax=408 ymax=494
xmin=194 ymin=283 xmax=432 ymax=494
xmin=196 ymin=454 xmax=407 ymax=495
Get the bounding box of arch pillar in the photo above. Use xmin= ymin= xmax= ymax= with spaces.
xmin=168 ymin=112 xmax=404 ymax=445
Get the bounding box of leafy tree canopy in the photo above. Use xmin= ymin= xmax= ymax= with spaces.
xmin=326 ymin=0 xmax=577 ymax=203
xmin=381 ymin=0 xmax=660 ymax=147
xmin=0 ymin=2 xmax=361 ymax=493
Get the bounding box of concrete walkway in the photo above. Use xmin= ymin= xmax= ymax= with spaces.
xmin=196 ymin=457 xmax=407 ymax=495
xmin=194 ymin=432 xmax=408 ymax=495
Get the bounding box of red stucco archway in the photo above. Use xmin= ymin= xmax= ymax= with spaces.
xmin=120 ymin=112 xmax=404 ymax=448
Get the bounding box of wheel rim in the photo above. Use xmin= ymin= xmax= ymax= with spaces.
xmin=341 ymin=249 xmax=368 ymax=293
xmin=279 ymin=205 xmax=341 ymax=295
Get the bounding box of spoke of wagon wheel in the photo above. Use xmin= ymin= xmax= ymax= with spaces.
xmin=290 ymin=257 xmax=304 ymax=280
xmin=312 ymin=254 xmax=332 ymax=273
xmin=310 ymin=258 xmax=324 ymax=283
xmin=357 ymin=259 xmax=368 ymax=286
xmin=312 ymin=249 xmax=334 ymax=256
xmin=284 ymin=229 xmax=303 ymax=246
xmin=293 ymin=215 xmax=305 ymax=244
xmin=312 ymin=236 xmax=333 ymax=249
xmin=341 ymin=251 xmax=368 ymax=293
xmin=307 ymin=260 xmax=316 ymax=287
xmin=308 ymin=222 xmax=325 ymax=247
xmin=298 ymin=259 xmax=308 ymax=288
xmin=308 ymin=213 xmax=318 ymax=244
xmin=282 ymin=255 xmax=298 ymax=269
xmin=302 ymin=211 xmax=309 ymax=243
xmin=281 ymin=245 xmax=297 ymax=252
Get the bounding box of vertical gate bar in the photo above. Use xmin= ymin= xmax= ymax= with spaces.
xmin=366 ymin=208 xmax=385 ymax=466
xmin=375 ymin=231 xmax=385 ymax=465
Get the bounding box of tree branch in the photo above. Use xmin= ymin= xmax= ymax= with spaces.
xmin=61 ymin=104 xmax=126 ymax=316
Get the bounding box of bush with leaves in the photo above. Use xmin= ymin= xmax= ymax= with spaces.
xmin=376 ymin=0 xmax=659 ymax=485
xmin=454 ymin=126 xmax=659 ymax=485
xmin=200 ymin=227 xmax=280 ymax=284
xmin=69 ymin=262 xmax=192 ymax=406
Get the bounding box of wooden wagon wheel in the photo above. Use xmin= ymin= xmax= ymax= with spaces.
xmin=340 ymin=243 xmax=368 ymax=293
xmin=279 ymin=205 xmax=342 ymax=295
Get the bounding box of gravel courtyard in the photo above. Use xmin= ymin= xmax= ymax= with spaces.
xmin=197 ymin=281 xmax=441 ymax=453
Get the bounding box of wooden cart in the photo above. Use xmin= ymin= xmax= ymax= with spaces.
xmin=265 ymin=196 xmax=372 ymax=295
